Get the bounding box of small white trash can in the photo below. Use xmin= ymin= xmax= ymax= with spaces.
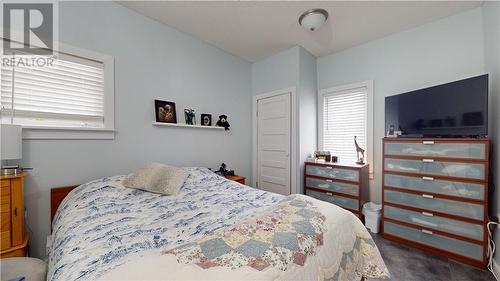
xmin=362 ymin=202 xmax=382 ymax=233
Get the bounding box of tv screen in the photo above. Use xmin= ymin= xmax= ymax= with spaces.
xmin=385 ymin=74 xmax=488 ymax=137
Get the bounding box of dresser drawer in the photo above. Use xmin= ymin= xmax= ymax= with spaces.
xmin=305 ymin=177 xmax=359 ymax=196
xmin=384 ymin=189 xmax=484 ymax=221
xmin=384 ymin=141 xmax=486 ymax=160
xmin=384 ymin=221 xmax=483 ymax=261
xmin=305 ymin=165 xmax=359 ymax=182
xmin=384 ymin=158 xmax=485 ymax=180
xmin=1 ymin=212 xmax=10 ymax=232
xmin=384 ymin=174 xmax=485 ymax=200
xmin=1 ymin=180 xmax=9 ymax=188
xmin=0 ymin=185 xmax=10 ymax=197
xmin=0 ymin=185 xmax=10 ymax=209
xmin=0 ymin=203 xmax=9 ymax=213
xmin=306 ymin=189 xmax=359 ymax=211
xmin=384 ymin=205 xmax=484 ymax=241
xmin=1 ymin=230 xmax=11 ymax=250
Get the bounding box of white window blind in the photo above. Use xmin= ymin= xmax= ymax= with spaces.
xmin=322 ymin=88 xmax=368 ymax=164
xmin=1 ymin=53 xmax=105 ymax=128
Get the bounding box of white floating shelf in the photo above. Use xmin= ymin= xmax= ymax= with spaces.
xmin=152 ymin=122 xmax=224 ymax=130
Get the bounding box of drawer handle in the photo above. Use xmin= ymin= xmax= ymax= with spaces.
xmin=422 ymin=212 xmax=434 ymax=217
xmin=326 ymin=179 xmax=333 ymax=183
xmin=421 ymin=229 xmax=433 ymax=235
xmin=422 ymin=159 xmax=434 ymax=163
xmin=423 ymin=141 xmax=435 ymax=145
xmin=325 ymin=166 xmax=333 ymax=169
xmin=422 ymin=176 xmax=434 ymax=181
xmin=422 ymin=194 xmax=434 ymax=199
xmin=326 ymin=192 xmax=333 ymax=196
xmin=14 ymin=207 xmax=17 ymax=216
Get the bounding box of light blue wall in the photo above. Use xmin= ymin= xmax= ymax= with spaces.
xmin=251 ymin=46 xmax=299 ymax=96
xmin=298 ymin=47 xmax=317 ymax=194
xmin=317 ymin=7 xmax=486 ymax=202
xmin=23 ymin=1 xmax=252 ymax=259
xmin=482 ymin=0 xmax=500 ymax=269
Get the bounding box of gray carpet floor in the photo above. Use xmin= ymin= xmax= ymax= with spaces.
xmin=369 ymin=233 xmax=496 ymax=281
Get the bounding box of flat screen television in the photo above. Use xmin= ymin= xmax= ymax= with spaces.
xmin=385 ymin=74 xmax=488 ymax=137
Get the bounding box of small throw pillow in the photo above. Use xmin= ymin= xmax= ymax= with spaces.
xmin=123 ymin=163 xmax=188 ymax=195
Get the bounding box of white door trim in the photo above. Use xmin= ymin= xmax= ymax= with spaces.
xmin=252 ymin=87 xmax=297 ymax=194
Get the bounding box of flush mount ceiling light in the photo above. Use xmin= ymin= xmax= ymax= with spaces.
xmin=299 ymin=8 xmax=329 ymax=31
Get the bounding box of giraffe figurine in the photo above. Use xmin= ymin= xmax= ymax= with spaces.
xmin=354 ymin=136 xmax=365 ymax=165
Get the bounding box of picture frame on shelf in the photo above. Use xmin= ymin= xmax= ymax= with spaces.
xmin=201 ymin=114 xmax=212 ymax=126
xmin=155 ymin=100 xmax=177 ymax=123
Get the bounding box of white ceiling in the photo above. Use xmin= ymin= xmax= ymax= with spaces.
xmin=119 ymin=1 xmax=481 ymax=62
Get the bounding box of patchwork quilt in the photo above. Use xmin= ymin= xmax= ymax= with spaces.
xmin=48 ymin=167 xmax=389 ymax=281
xmin=166 ymin=196 xmax=327 ymax=271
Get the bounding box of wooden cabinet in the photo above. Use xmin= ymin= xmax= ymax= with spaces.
xmin=382 ymin=138 xmax=489 ymax=268
xmin=0 ymin=172 xmax=28 ymax=258
xmin=304 ymin=161 xmax=369 ymax=218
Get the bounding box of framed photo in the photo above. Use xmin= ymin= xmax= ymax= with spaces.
xmin=184 ymin=109 xmax=196 ymax=125
xmin=155 ymin=100 xmax=177 ymax=123
xmin=201 ymin=114 xmax=212 ymax=126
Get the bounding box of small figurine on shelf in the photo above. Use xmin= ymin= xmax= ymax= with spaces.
xmin=216 ymin=115 xmax=230 ymax=131
xmin=184 ymin=109 xmax=196 ymax=125
xmin=354 ymin=136 xmax=365 ymax=165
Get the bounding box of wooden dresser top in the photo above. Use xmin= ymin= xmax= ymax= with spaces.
xmin=0 ymin=172 xmax=27 ymax=180
xmin=305 ymin=160 xmax=368 ymax=169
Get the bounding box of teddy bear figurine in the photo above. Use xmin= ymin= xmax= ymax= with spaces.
xmin=216 ymin=114 xmax=230 ymax=131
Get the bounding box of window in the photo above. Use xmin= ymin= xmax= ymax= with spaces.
xmin=1 ymin=41 xmax=114 ymax=139
xmin=318 ymin=81 xmax=373 ymax=176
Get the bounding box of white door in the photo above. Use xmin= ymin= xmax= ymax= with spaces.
xmin=257 ymin=93 xmax=291 ymax=195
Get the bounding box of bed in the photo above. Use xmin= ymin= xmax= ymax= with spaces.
xmin=48 ymin=167 xmax=389 ymax=281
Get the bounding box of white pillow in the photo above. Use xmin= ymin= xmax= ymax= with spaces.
xmin=123 ymin=163 xmax=188 ymax=195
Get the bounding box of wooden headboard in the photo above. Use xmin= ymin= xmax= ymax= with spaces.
xmin=51 ymin=185 xmax=79 ymax=223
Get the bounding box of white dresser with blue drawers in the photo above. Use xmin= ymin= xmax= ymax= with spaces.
xmin=304 ymin=161 xmax=369 ymax=218
xmin=382 ymin=137 xmax=490 ymax=268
